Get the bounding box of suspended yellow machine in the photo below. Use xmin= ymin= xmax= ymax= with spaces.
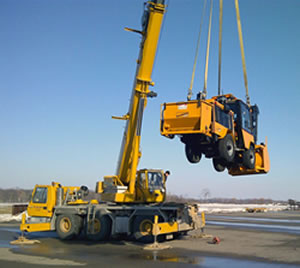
xmin=160 ymin=0 xmax=269 ymax=176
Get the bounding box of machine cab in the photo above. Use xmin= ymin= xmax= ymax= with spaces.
xmin=27 ymin=185 xmax=55 ymax=218
xmin=136 ymin=169 xmax=166 ymax=203
xmin=227 ymin=98 xmax=258 ymax=149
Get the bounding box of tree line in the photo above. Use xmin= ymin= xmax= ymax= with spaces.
xmin=0 ymin=188 xmax=286 ymax=204
xmin=0 ymin=188 xmax=32 ymax=203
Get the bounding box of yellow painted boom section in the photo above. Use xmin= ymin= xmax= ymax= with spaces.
xmin=117 ymin=3 xmax=165 ymax=184
xmin=102 ymin=2 xmax=165 ymax=203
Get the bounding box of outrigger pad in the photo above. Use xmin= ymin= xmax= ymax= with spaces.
xmin=10 ymin=236 xmax=40 ymax=245
xmin=228 ymin=143 xmax=270 ymax=176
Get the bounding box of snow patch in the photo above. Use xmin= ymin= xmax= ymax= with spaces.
xmin=0 ymin=213 xmax=24 ymax=223
xmin=198 ymin=203 xmax=289 ymax=213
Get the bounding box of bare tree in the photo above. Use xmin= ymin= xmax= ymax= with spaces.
xmin=201 ymin=188 xmax=211 ymax=200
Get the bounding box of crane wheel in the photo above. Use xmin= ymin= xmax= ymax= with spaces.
xmin=133 ymin=216 xmax=155 ymax=243
xmin=243 ymin=146 xmax=255 ymax=169
xmin=185 ymin=144 xmax=202 ymax=164
xmin=212 ymin=158 xmax=226 ymax=172
xmin=86 ymin=215 xmax=111 ymax=241
xmin=55 ymin=214 xmax=82 ymax=240
xmin=218 ymin=134 xmax=235 ymax=163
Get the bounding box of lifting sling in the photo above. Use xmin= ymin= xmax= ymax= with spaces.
xmin=235 ymin=0 xmax=250 ymax=106
xmin=187 ymin=0 xmax=207 ymax=101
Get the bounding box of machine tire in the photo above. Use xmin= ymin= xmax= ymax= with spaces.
xmin=87 ymin=214 xmax=111 ymax=241
xmin=243 ymin=146 xmax=255 ymax=169
xmin=56 ymin=214 xmax=82 ymax=240
xmin=218 ymin=134 xmax=235 ymax=163
xmin=185 ymin=144 xmax=202 ymax=164
xmin=133 ymin=216 xmax=154 ymax=243
xmin=212 ymin=158 xmax=226 ymax=172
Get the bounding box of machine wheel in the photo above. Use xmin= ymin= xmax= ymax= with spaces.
xmin=218 ymin=135 xmax=235 ymax=163
xmin=133 ymin=216 xmax=154 ymax=243
xmin=87 ymin=214 xmax=111 ymax=241
xmin=185 ymin=144 xmax=202 ymax=164
xmin=212 ymin=158 xmax=226 ymax=172
xmin=56 ymin=214 xmax=82 ymax=240
xmin=243 ymin=146 xmax=256 ymax=169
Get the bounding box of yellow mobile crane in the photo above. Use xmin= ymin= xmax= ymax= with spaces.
xmin=20 ymin=0 xmax=201 ymax=243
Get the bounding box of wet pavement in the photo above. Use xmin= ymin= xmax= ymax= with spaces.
xmin=206 ymin=212 xmax=300 ymax=234
xmin=1 ymin=212 xmax=300 ymax=267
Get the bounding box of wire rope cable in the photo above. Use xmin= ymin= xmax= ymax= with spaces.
xmin=235 ymin=0 xmax=250 ymax=106
xmin=202 ymin=0 xmax=213 ymax=99
xmin=187 ymin=0 xmax=207 ymax=101
xmin=218 ymin=0 xmax=223 ymax=96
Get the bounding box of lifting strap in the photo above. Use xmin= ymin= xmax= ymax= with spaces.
xmin=218 ymin=0 xmax=223 ymax=95
xmin=235 ymin=0 xmax=250 ymax=106
xmin=202 ymin=0 xmax=213 ymax=99
xmin=187 ymin=0 xmax=207 ymax=101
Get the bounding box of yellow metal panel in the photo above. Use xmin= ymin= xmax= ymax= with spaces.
xmin=200 ymin=102 xmax=212 ymax=135
xmin=101 ymin=193 xmax=135 ymax=203
xmin=20 ymin=222 xmax=51 ymax=232
xmin=228 ymin=144 xmax=270 ymax=176
xmin=27 ymin=185 xmax=55 ymax=218
xmin=241 ymin=129 xmax=254 ymax=149
xmin=161 ymin=101 xmax=206 ymax=134
xmin=137 ymin=7 xmax=165 ymax=81
xmin=213 ymin=122 xmax=228 ymax=139
xmin=156 ymin=222 xmax=179 ymax=235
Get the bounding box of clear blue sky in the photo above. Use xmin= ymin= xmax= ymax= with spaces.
xmin=0 ymin=0 xmax=299 ymax=200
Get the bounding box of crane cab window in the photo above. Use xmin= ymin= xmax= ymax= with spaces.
xmin=32 ymin=187 xmax=48 ymax=203
xmin=139 ymin=172 xmax=146 ymax=188
xmin=148 ymin=172 xmax=164 ymax=189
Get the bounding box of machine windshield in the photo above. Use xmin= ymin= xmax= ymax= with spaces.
xmin=32 ymin=187 xmax=48 ymax=203
xmin=148 ymin=172 xmax=164 ymax=190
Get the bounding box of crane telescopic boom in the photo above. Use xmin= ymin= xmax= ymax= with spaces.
xmin=97 ymin=0 xmax=166 ymax=203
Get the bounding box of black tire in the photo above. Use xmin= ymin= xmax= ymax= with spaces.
xmin=218 ymin=134 xmax=235 ymax=163
xmin=86 ymin=214 xmax=111 ymax=241
xmin=56 ymin=214 xmax=82 ymax=240
xmin=133 ymin=216 xmax=154 ymax=243
xmin=212 ymin=158 xmax=226 ymax=172
xmin=243 ymin=146 xmax=255 ymax=169
xmin=185 ymin=144 xmax=202 ymax=164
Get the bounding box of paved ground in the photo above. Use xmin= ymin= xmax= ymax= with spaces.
xmin=0 ymin=211 xmax=300 ymax=267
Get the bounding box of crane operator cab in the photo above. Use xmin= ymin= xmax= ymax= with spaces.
xmin=97 ymin=169 xmax=166 ymax=203
xmin=136 ymin=169 xmax=166 ymax=203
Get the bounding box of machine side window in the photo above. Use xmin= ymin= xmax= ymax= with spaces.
xmin=215 ymin=105 xmax=232 ymax=130
xmin=148 ymin=172 xmax=163 ymax=189
xmin=241 ymin=103 xmax=252 ymax=133
xmin=139 ymin=173 xmax=146 ymax=188
xmin=32 ymin=187 xmax=48 ymax=203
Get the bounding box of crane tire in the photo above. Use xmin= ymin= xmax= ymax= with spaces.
xmin=56 ymin=214 xmax=82 ymax=240
xmin=243 ymin=146 xmax=256 ymax=169
xmin=185 ymin=144 xmax=202 ymax=164
xmin=212 ymin=158 xmax=226 ymax=172
xmin=87 ymin=214 xmax=111 ymax=241
xmin=218 ymin=135 xmax=235 ymax=163
xmin=133 ymin=216 xmax=155 ymax=243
